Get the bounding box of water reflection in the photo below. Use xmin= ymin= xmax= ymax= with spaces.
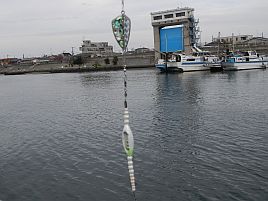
xmin=225 ymin=71 xmax=237 ymax=81
xmin=154 ymin=72 xmax=208 ymax=134
xmin=79 ymin=72 xmax=114 ymax=87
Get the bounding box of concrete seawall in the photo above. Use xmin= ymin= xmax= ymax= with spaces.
xmin=0 ymin=52 xmax=156 ymax=76
xmin=0 ymin=63 xmax=154 ymax=76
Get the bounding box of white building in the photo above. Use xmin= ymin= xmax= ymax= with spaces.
xmin=242 ymin=37 xmax=268 ymax=45
xmin=80 ymin=40 xmax=113 ymax=57
xmin=213 ymin=35 xmax=253 ymax=44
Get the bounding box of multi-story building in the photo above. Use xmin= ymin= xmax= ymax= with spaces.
xmin=80 ymin=40 xmax=113 ymax=57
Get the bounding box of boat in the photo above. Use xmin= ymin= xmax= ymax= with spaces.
xmin=209 ymin=62 xmax=223 ymax=72
xmin=221 ymin=51 xmax=268 ymax=71
xmin=155 ymin=51 xmax=220 ymax=72
xmin=155 ymin=59 xmax=167 ymax=72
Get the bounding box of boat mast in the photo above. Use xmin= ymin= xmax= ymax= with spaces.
xmin=232 ymin=33 xmax=235 ymax=53
xmin=217 ymin=32 xmax=220 ymax=57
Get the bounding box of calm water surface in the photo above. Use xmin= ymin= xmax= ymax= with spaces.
xmin=0 ymin=69 xmax=267 ymax=201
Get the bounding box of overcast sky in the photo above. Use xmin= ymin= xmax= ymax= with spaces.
xmin=0 ymin=0 xmax=267 ymax=58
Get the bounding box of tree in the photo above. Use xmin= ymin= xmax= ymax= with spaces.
xmin=73 ymin=55 xmax=83 ymax=65
xmin=112 ymin=56 xmax=118 ymax=65
xmin=104 ymin=57 xmax=110 ymax=65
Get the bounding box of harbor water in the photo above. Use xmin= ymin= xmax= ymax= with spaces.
xmin=0 ymin=69 xmax=267 ymax=201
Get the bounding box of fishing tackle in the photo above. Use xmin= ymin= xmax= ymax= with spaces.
xmin=112 ymin=0 xmax=136 ymax=198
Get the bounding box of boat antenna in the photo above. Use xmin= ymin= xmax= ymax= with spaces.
xmin=232 ymin=33 xmax=235 ymax=53
xmin=112 ymin=1 xmax=137 ymax=200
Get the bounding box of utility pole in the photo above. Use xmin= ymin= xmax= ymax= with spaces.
xmin=232 ymin=33 xmax=235 ymax=52
xmin=71 ymin=47 xmax=75 ymax=66
xmin=71 ymin=47 xmax=74 ymax=56
xmin=199 ymin=30 xmax=202 ymax=47
xmin=218 ymin=32 xmax=221 ymax=57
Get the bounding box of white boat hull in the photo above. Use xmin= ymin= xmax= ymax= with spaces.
xmin=167 ymin=62 xmax=210 ymax=72
xmin=222 ymin=61 xmax=268 ymax=71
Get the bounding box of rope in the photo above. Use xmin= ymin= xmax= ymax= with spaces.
xmin=112 ymin=1 xmax=137 ymax=199
xmin=132 ymin=191 xmax=137 ymax=201
xmin=122 ymin=0 xmax=125 ymax=12
xmin=124 ymin=65 xmax=128 ymax=109
xmin=123 ymin=59 xmax=137 ymax=199
xmin=122 ymin=18 xmax=137 ymax=201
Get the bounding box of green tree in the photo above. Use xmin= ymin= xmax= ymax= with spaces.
xmin=73 ymin=56 xmax=83 ymax=65
xmin=104 ymin=57 xmax=110 ymax=65
xmin=112 ymin=56 xmax=118 ymax=65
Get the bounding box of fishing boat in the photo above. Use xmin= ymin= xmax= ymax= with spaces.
xmin=221 ymin=51 xmax=268 ymax=71
xmin=155 ymin=51 xmax=220 ymax=72
xmin=209 ymin=62 xmax=223 ymax=72
xmin=155 ymin=59 xmax=167 ymax=71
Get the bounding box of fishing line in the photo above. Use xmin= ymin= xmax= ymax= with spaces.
xmin=112 ymin=0 xmax=137 ymax=199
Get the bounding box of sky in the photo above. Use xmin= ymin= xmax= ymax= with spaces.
xmin=0 ymin=0 xmax=267 ymax=58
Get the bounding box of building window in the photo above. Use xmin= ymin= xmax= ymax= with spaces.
xmin=176 ymin=12 xmax=185 ymax=17
xmin=164 ymin=14 xmax=173 ymax=19
xmin=241 ymin=37 xmax=247 ymax=40
xmin=153 ymin=15 xmax=162 ymax=20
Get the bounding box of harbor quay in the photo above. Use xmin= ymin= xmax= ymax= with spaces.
xmin=0 ymin=51 xmax=155 ymax=75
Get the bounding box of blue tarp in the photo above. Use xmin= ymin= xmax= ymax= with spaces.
xmin=160 ymin=25 xmax=184 ymax=53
